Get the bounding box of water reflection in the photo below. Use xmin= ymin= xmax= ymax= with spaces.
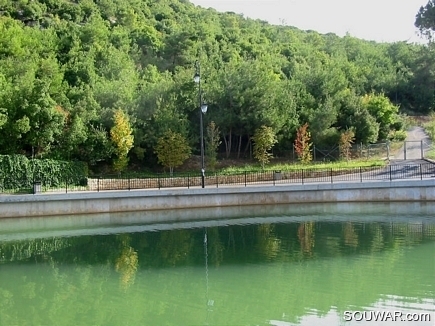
xmin=0 ymin=203 xmax=434 ymax=326
xmin=115 ymin=234 xmax=138 ymax=290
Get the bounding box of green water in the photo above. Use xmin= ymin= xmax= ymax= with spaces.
xmin=0 ymin=203 xmax=434 ymax=326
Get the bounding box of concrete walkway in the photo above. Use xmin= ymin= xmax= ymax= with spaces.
xmin=392 ymin=126 xmax=432 ymax=162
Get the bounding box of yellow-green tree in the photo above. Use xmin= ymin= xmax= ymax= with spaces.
xmin=110 ymin=109 xmax=134 ymax=172
xmin=154 ymin=129 xmax=191 ymax=175
xmin=252 ymin=125 xmax=277 ymax=169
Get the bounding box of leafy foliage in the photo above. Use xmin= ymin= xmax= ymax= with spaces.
xmin=415 ymin=0 xmax=435 ymax=41
xmin=110 ymin=109 xmax=134 ymax=172
xmin=252 ymin=125 xmax=277 ymax=169
xmin=294 ymin=123 xmax=313 ymax=164
xmin=339 ymin=129 xmax=355 ymax=161
xmin=0 ymin=154 xmax=87 ymax=190
xmin=205 ymin=121 xmax=221 ymax=171
xmin=154 ymin=129 xmax=191 ymax=175
xmin=80 ymin=125 xmax=113 ymax=166
xmin=0 ymin=0 xmax=433 ymax=171
xmin=361 ymin=93 xmax=399 ymax=141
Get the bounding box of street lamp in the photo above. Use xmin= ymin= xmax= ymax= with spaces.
xmin=194 ymin=61 xmax=208 ymax=188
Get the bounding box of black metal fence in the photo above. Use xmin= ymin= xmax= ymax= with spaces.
xmin=1 ymin=163 xmax=434 ymax=194
xmin=234 ymin=142 xmax=393 ymax=161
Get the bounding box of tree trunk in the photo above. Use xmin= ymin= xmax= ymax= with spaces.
xmin=243 ymin=138 xmax=251 ymax=155
xmin=237 ymin=134 xmax=242 ymax=159
xmin=224 ymin=128 xmax=232 ymax=158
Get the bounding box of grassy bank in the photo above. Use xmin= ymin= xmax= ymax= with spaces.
xmin=423 ymin=114 xmax=435 ymax=159
xmin=218 ymin=159 xmax=386 ymax=175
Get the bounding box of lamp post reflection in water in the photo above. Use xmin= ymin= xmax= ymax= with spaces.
xmin=204 ymin=228 xmax=213 ymax=325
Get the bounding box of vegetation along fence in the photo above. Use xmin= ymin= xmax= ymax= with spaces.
xmin=1 ymin=163 xmax=434 ymax=194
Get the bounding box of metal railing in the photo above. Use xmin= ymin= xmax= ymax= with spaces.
xmin=0 ymin=163 xmax=434 ymax=194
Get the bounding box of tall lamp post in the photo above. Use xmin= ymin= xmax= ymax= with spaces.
xmin=194 ymin=61 xmax=208 ymax=188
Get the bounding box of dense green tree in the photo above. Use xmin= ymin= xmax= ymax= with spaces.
xmin=361 ymin=93 xmax=399 ymax=141
xmin=408 ymin=46 xmax=435 ymax=113
xmin=415 ymin=0 xmax=435 ymax=41
xmin=208 ymin=59 xmax=287 ymax=158
xmin=338 ymin=91 xmax=379 ymax=144
xmin=79 ymin=125 xmax=113 ymax=165
xmin=0 ymin=0 xmax=432 ymax=170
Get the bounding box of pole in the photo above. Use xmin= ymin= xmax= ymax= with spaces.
xmin=421 ymin=140 xmax=423 ymax=159
xmin=196 ymin=61 xmax=206 ymax=188
xmin=198 ymin=64 xmax=205 ymax=188
xmin=200 ymin=98 xmax=205 ymax=188
xmin=404 ymin=141 xmax=407 ymax=160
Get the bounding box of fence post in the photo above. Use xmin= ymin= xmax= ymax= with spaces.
xmin=97 ymin=176 xmax=100 ymax=192
xmin=216 ymin=173 xmax=218 ymax=188
xmin=330 ymin=168 xmax=333 ymax=184
xmin=273 ymin=171 xmax=275 ymax=186
xmin=128 ymin=174 xmax=131 ymax=191
xmin=158 ymin=174 xmax=161 ymax=189
xmin=404 ymin=141 xmax=407 ymax=160
xmin=389 ymin=165 xmax=392 ymax=181
xmin=244 ymin=171 xmax=247 ymax=187
xmin=301 ymin=169 xmax=304 ymax=185
xmin=386 ymin=141 xmax=390 ymax=160
xmin=360 ymin=166 xmax=362 ymax=183
xmin=187 ymin=174 xmax=190 ymax=189
xmin=420 ymin=164 xmax=422 ymax=180
xmin=65 ymin=176 xmax=68 ymax=194
xmin=421 ymin=140 xmax=423 ymax=159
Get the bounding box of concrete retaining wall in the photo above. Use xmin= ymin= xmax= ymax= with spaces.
xmin=0 ymin=179 xmax=434 ymax=218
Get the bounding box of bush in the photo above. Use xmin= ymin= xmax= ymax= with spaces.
xmin=0 ymin=155 xmax=88 ymax=190
xmin=388 ymin=130 xmax=407 ymax=141
xmin=424 ymin=118 xmax=435 ymax=141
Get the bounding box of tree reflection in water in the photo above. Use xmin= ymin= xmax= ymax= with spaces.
xmin=115 ymin=235 xmax=138 ymax=290
xmin=0 ymin=211 xmax=434 ymax=326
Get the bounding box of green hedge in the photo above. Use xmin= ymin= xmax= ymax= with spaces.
xmin=0 ymin=155 xmax=88 ymax=191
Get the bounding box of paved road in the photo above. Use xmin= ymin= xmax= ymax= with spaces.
xmin=392 ymin=126 xmax=432 ymax=163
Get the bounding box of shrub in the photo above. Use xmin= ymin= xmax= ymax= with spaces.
xmin=0 ymin=155 xmax=88 ymax=190
xmin=388 ymin=130 xmax=407 ymax=142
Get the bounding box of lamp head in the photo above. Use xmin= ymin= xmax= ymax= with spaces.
xmin=193 ymin=73 xmax=200 ymax=83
